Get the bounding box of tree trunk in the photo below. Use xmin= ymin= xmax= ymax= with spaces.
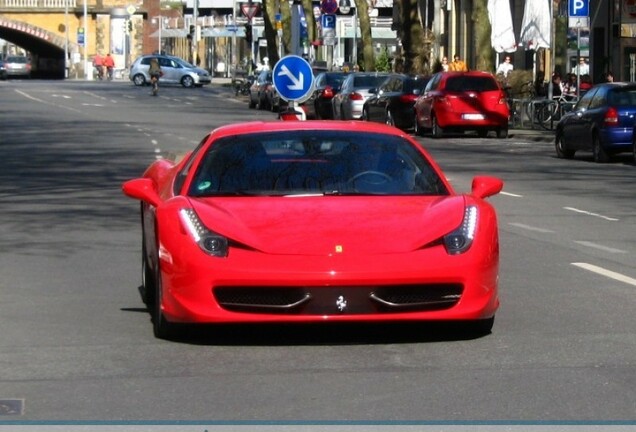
xmin=472 ymin=0 xmax=492 ymax=72
xmin=354 ymin=0 xmax=375 ymax=71
xmin=262 ymin=0 xmax=280 ymax=64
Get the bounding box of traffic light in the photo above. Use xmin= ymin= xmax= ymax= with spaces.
xmin=127 ymin=19 xmax=133 ymax=33
xmin=187 ymin=24 xmax=195 ymax=40
xmin=245 ymin=23 xmax=252 ymax=44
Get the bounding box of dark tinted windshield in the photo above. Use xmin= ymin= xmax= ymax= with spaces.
xmin=445 ymin=76 xmax=499 ymax=92
xmin=189 ymin=131 xmax=448 ymax=197
xmin=353 ymin=75 xmax=388 ymax=88
xmin=607 ymin=88 xmax=636 ymax=106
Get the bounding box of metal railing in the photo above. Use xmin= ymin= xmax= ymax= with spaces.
xmin=1 ymin=0 xmax=76 ymax=7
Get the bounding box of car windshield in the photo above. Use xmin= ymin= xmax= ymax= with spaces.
xmin=189 ymin=131 xmax=448 ymax=197
xmin=353 ymin=75 xmax=387 ymax=87
xmin=445 ymin=76 xmax=499 ymax=92
xmin=174 ymin=57 xmax=195 ymax=68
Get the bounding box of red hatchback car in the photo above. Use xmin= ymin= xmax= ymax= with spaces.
xmin=413 ymin=71 xmax=509 ymax=138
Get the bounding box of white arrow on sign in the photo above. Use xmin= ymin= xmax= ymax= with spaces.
xmin=277 ymin=65 xmax=304 ymax=90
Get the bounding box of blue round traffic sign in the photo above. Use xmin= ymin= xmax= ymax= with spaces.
xmin=272 ymin=55 xmax=315 ymax=103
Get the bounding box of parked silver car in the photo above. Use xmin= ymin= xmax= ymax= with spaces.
xmin=2 ymin=55 xmax=31 ymax=78
xmin=332 ymin=72 xmax=390 ymax=120
xmin=129 ymin=54 xmax=211 ymax=88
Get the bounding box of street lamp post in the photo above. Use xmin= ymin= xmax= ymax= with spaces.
xmin=152 ymin=16 xmax=165 ymax=54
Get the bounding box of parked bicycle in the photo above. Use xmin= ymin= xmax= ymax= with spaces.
xmin=534 ymin=94 xmax=577 ymax=130
xmin=233 ymin=75 xmax=254 ymax=96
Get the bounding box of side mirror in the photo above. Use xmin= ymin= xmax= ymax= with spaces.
xmin=471 ymin=175 xmax=503 ymax=199
xmin=122 ymin=178 xmax=161 ymax=207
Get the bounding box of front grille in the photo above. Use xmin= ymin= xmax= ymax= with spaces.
xmin=214 ymin=284 xmax=463 ymax=315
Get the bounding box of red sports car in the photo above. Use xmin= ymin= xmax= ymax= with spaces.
xmin=122 ymin=121 xmax=503 ymax=339
xmin=413 ymin=71 xmax=509 ymax=138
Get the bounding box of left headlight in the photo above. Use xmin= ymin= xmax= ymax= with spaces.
xmin=179 ymin=208 xmax=229 ymax=257
xmin=443 ymin=205 xmax=477 ymax=255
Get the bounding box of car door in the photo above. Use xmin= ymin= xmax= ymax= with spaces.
xmin=159 ymin=57 xmax=178 ymax=84
xmin=366 ymin=76 xmax=395 ymax=122
xmin=416 ymin=73 xmax=441 ymax=128
xmin=561 ymin=88 xmax=598 ymax=150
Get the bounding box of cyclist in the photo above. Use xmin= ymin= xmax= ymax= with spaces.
xmin=148 ymin=57 xmax=162 ymax=96
xmin=103 ymin=53 xmax=115 ymax=81
xmin=92 ymin=52 xmax=104 ymax=80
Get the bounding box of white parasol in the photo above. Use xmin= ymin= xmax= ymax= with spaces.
xmin=519 ymin=0 xmax=551 ymax=50
xmin=488 ymin=0 xmax=517 ymax=53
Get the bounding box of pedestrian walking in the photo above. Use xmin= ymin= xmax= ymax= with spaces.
xmin=449 ymin=54 xmax=468 ymax=72
xmin=93 ymin=52 xmax=104 ymax=80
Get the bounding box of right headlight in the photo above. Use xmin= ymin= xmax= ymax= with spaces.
xmin=443 ymin=205 xmax=477 ymax=255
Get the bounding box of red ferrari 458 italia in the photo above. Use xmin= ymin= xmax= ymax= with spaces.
xmin=122 ymin=121 xmax=503 ymax=339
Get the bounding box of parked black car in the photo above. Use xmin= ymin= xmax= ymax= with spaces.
xmin=300 ymin=71 xmax=348 ymax=119
xmin=362 ymin=74 xmax=430 ymax=130
xmin=248 ymin=69 xmax=273 ymax=110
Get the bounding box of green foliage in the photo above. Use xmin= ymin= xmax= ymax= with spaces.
xmin=375 ymin=47 xmax=391 ymax=72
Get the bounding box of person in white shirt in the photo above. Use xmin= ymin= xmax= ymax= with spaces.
xmin=496 ymin=55 xmax=513 ymax=77
xmin=572 ymin=57 xmax=589 ymax=76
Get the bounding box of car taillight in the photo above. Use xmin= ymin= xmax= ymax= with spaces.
xmin=349 ymin=92 xmax=363 ymax=101
xmin=399 ymin=94 xmax=418 ymax=104
xmin=322 ymin=86 xmax=334 ymax=98
xmin=604 ymin=107 xmax=619 ymax=126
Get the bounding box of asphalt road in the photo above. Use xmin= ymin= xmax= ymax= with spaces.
xmin=0 ymin=79 xmax=635 ymax=424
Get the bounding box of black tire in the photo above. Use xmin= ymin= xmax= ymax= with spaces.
xmin=413 ymin=112 xmax=424 ymax=137
xmin=385 ymin=110 xmax=395 ymax=126
xmin=555 ymin=131 xmax=575 ymax=159
xmin=140 ymin=240 xmax=156 ymax=305
xmin=432 ymin=115 xmax=443 ymax=138
xmin=496 ymin=127 xmax=508 ymax=139
xmin=181 ymin=75 xmax=195 ymax=88
xmin=133 ymin=74 xmax=146 ymax=86
xmin=592 ymin=133 xmax=609 ymax=163
xmin=361 ymin=106 xmax=369 ymax=121
xmin=248 ymin=96 xmax=256 ymax=109
xmin=472 ymin=316 xmax=495 ymax=335
xmin=152 ymin=261 xmax=177 ymax=340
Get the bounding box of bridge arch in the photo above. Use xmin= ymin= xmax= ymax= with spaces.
xmin=0 ymin=16 xmax=80 ymax=78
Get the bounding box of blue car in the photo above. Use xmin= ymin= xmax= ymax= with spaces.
xmin=555 ymin=82 xmax=636 ymax=163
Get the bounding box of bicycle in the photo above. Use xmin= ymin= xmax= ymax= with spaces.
xmin=534 ymin=94 xmax=577 ymax=130
xmin=150 ymin=74 xmax=160 ymax=96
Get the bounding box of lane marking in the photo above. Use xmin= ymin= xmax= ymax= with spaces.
xmin=508 ymin=222 xmax=554 ymax=233
xmin=15 ymin=89 xmax=81 ymax=113
xmin=501 ymin=191 xmax=523 ymax=197
xmin=574 ymin=241 xmax=627 ymax=254
xmin=564 ymin=206 xmax=619 ymax=221
xmin=572 ymin=262 xmax=636 ymax=287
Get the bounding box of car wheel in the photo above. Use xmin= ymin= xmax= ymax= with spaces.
xmin=361 ymin=106 xmax=369 ymax=121
xmin=340 ymin=104 xmax=346 ymax=120
xmin=133 ymin=74 xmax=146 ymax=86
xmin=152 ymin=261 xmax=177 ymax=340
xmin=496 ymin=128 xmax=508 ymax=139
xmin=555 ymin=131 xmax=575 ymax=159
xmin=472 ymin=316 xmax=495 ymax=335
xmin=592 ymin=133 xmax=609 ymax=163
xmin=432 ymin=115 xmax=443 ymax=138
xmin=385 ymin=110 xmax=395 ymax=126
xmin=181 ymin=75 xmax=195 ymax=88
xmin=248 ymin=96 xmax=256 ymax=109
xmin=140 ymin=238 xmax=156 ymax=306
xmin=413 ymin=112 xmax=421 ymax=136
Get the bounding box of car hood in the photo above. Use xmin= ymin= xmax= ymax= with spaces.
xmin=189 ymin=196 xmax=466 ymax=255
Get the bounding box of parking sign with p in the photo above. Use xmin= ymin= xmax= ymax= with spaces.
xmin=569 ymin=0 xmax=588 ymax=17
